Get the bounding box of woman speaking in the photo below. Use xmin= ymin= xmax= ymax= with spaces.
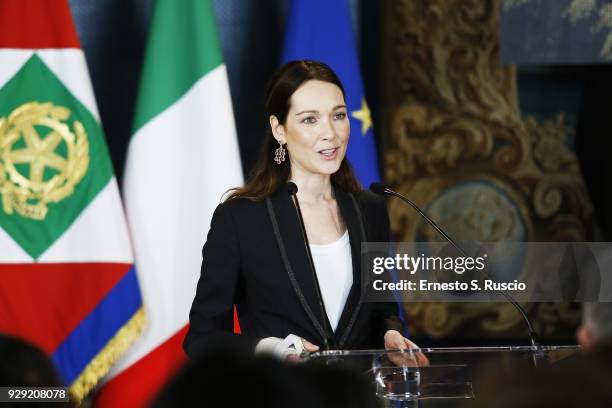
xmin=184 ymin=60 xmax=421 ymax=360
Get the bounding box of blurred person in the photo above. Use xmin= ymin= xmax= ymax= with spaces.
xmin=184 ymin=60 xmax=426 ymax=363
xmin=150 ymin=346 xmax=377 ymax=408
xmin=293 ymin=361 xmax=378 ymax=408
xmin=0 ymin=334 xmax=71 ymax=407
xmin=467 ymin=352 xmax=612 ymax=408
xmin=576 ymin=302 xmax=612 ymax=351
xmin=466 ymin=303 xmax=612 ymax=408
xmin=0 ymin=334 xmax=62 ymax=387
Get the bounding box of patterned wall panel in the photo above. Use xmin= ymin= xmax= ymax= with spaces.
xmin=380 ymin=0 xmax=594 ymax=342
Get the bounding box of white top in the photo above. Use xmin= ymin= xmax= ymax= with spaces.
xmin=309 ymin=230 xmax=353 ymax=331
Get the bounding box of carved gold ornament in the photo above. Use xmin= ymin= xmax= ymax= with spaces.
xmin=0 ymin=102 xmax=89 ymax=220
xmin=381 ymin=0 xmax=590 ymax=340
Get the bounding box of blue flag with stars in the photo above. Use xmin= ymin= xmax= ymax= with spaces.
xmin=281 ymin=0 xmax=380 ymax=187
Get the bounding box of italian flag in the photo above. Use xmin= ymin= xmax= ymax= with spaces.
xmin=95 ymin=1 xmax=243 ymax=406
xmin=0 ymin=0 xmax=142 ymax=402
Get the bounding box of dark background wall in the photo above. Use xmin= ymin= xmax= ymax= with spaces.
xmin=68 ymin=0 xmax=382 ymax=184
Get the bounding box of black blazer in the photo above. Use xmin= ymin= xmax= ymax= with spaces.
xmin=183 ymin=185 xmax=404 ymax=358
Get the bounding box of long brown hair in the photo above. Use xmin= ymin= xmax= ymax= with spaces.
xmin=225 ymin=60 xmax=362 ymax=202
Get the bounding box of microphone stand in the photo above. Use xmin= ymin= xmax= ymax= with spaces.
xmin=288 ymin=183 xmax=337 ymax=350
xmin=371 ymin=184 xmax=543 ymax=366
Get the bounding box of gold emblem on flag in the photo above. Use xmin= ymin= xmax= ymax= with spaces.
xmin=0 ymin=102 xmax=89 ymax=220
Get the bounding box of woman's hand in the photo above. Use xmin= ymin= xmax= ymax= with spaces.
xmin=255 ymin=334 xmax=319 ymax=362
xmin=384 ymin=330 xmax=429 ymax=366
xmin=301 ymin=339 xmax=320 ymax=353
xmin=285 ymin=338 xmax=320 ymax=363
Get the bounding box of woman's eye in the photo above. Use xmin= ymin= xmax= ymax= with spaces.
xmin=334 ymin=112 xmax=347 ymax=120
xmin=302 ymin=116 xmax=317 ymax=124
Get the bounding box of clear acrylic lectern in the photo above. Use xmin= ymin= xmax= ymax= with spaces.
xmin=306 ymin=345 xmax=581 ymax=407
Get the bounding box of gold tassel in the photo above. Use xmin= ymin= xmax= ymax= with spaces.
xmin=69 ymin=307 xmax=146 ymax=404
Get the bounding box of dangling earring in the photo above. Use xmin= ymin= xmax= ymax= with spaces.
xmin=274 ymin=140 xmax=286 ymax=164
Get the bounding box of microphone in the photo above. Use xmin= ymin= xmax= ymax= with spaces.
xmin=286 ymin=182 xmax=298 ymax=196
xmin=370 ymin=183 xmax=541 ymax=351
xmin=286 ymin=182 xmax=336 ymax=350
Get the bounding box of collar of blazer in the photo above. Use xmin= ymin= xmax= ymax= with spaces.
xmin=265 ymin=183 xmax=368 ymax=348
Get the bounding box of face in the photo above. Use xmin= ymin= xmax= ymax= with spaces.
xmin=270 ymin=79 xmax=349 ymax=177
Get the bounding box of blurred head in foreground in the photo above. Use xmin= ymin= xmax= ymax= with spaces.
xmin=0 ymin=334 xmax=62 ymax=387
xmin=577 ymin=302 xmax=612 ymax=351
xmin=468 ymin=351 xmax=612 ymax=408
xmin=150 ymin=346 xmax=377 ymax=408
xmin=0 ymin=334 xmax=71 ymax=407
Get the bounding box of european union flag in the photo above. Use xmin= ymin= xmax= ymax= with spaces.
xmin=281 ymin=0 xmax=381 ymax=187
xmin=282 ymin=0 xmax=408 ymax=339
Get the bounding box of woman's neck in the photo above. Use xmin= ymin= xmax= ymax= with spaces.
xmin=289 ymin=172 xmax=333 ymax=203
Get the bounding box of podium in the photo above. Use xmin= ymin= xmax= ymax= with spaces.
xmin=306 ymin=345 xmax=581 ymax=407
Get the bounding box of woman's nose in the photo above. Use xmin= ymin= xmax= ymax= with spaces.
xmin=320 ymin=118 xmax=337 ymax=141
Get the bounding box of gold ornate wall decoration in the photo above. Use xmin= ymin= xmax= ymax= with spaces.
xmin=381 ymin=0 xmax=591 ymax=341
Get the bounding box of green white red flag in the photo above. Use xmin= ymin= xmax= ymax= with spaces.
xmin=0 ymin=0 xmax=142 ymax=402
xmin=95 ymin=1 xmax=243 ymax=406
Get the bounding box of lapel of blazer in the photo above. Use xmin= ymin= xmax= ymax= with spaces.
xmin=267 ymin=186 xmax=367 ymax=348
xmin=334 ymin=187 xmax=365 ymax=347
xmin=268 ymin=188 xmax=328 ymax=341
